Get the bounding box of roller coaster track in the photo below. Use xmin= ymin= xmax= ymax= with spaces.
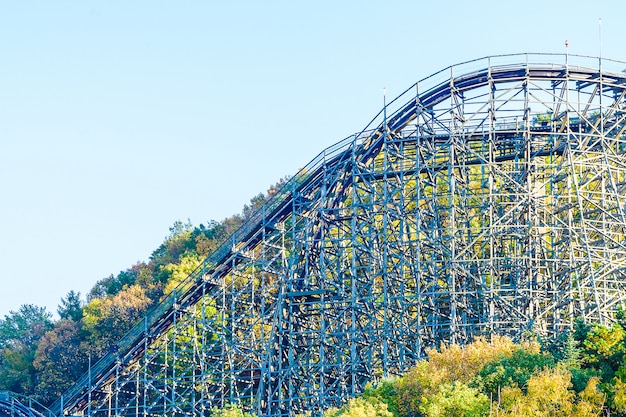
xmin=53 ymin=53 xmax=626 ymax=417
xmin=0 ymin=392 xmax=53 ymax=417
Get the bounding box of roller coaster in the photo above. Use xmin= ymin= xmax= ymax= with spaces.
xmin=0 ymin=392 xmax=53 ymax=417
xmin=39 ymin=53 xmax=626 ymax=417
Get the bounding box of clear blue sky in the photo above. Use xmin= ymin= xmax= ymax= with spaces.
xmin=0 ymin=0 xmax=623 ymax=318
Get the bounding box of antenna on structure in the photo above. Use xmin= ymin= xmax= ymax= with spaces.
xmin=383 ymin=87 xmax=387 ymax=135
xmin=599 ymin=18 xmax=603 ymax=66
xmin=383 ymin=87 xmax=387 ymax=109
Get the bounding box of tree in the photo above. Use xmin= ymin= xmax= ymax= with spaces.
xmin=495 ymin=368 xmax=604 ymax=417
xmin=33 ymin=320 xmax=88 ymax=405
xmin=426 ymin=336 xmax=520 ymax=384
xmin=420 ymin=382 xmax=489 ymax=417
xmin=394 ymin=336 xmax=519 ymax=416
xmin=582 ymin=323 xmax=625 ymax=381
xmin=194 ymin=221 xmax=226 ymax=258
xmin=82 ymin=285 xmax=152 ymax=356
xmin=0 ymin=305 xmax=53 ymax=395
xmin=151 ymin=221 xmax=195 ymax=265
xmin=162 ymin=253 xmax=202 ymax=296
xmin=57 ymin=290 xmax=83 ymax=322
xmin=361 ymin=378 xmax=400 ymax=417
xmin=323 ymin=397 xmax=393 ymax=417
xmin=575 ymin=377 xmax=604 ymax=416
xmin=242 ymin=193 xmax=266 ymax=220
xmin=525 ymin=368 xmax=574 ymax=416
xmin=476 ymin=347 xmax=555 ymax=395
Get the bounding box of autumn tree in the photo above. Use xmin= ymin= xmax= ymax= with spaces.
xmin=394 ymin=336 xmax=519 ymax=416
xmin=33 ymin=320 xmax=87 ymax=404
xmin=82 ymin=284 xmax=152 ymax=356
xmin=323 ymin=397 xmax=393 ymax=417
xmin=329 ymin=335 xmax=608 ymax=417
xmin=495 ymin=368 xmax=604 ymax=417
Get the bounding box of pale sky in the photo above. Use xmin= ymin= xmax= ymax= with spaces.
xmin=0 ymin=0 xmax=623 ymax=318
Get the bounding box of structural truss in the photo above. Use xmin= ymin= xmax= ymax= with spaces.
xmin=53 ymin=53 xmax=626 ymax=417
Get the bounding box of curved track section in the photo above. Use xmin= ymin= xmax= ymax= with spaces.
xmin=0 ymin=392 xmax=53 ymax=417
xmin=54 ymin=53 xmax=626 ymax=417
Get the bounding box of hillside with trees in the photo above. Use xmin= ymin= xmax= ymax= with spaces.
xmin=0 ymin=178 xmax=288 ymax=406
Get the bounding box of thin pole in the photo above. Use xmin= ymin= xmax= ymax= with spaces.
xmin=383 ymin=87 xmax=387 ymax=134
xmin=599 ymin=18 xmax=604 ymax=133
xmin=599 ymin=18 xmax=602 ymax=64
xmin=88 ymin=353 xmax=92 ymax=417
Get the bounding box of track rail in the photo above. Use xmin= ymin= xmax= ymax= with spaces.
xmin=0 ymin=392 xmax=54 ymax=417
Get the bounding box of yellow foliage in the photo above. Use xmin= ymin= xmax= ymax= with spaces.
xmin=395 ymin=336 xmax=518 ymax=416
xmin=321 ymin=335 xmax=615 ymax=417
xmin=497 ymin=385 xmax=525 ymax=412
xmin=323 ymin=397 xmax=393 ymax=417
xmin=82 ymin=284 xmax=152 ymax=344
xmin=526 ymin=368 xmax=574 ymax=416
xmin=163 ymin=253 xmax=202 ymax=295
xmin=83 ymin=284 xmax=151 ymax=328
xmin=82 ymin=298 xmax=102 ymax=329
xmin=576 ymin=377 xmax=604 ymax=416
xmin=495 ymin=368 xmax=603 ymax=417
xmin=426 ymin=336 xmax=519 ymax=384
xmin=584 ymin=324 xmax=625 ymax=359
xmin=611 ymin=377 xmax=626 ymax=414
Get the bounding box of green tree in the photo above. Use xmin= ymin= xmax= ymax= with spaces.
xmin=420 ymin=381 xmax=489 ymax=417
xmin=57 ymin=290 xmax=83 ymax=322
xmin=242 ymin=193 xmax=266 ymax=220
xmin=546 ymin=330 xmax=598 ymax=393
xmin=0 ymin=305 xmax=53 ymax=395
xmin=582 ymin=323 xmax=625 ymax=381
xmin=475 ymin=348 xmax=555 ymax=395
xmin=150 ymin=221 xmax=196 ymax=272
xmin=575 ymin=377 xmax=604 ymax=416
xmin=361 ymin=378 xmax=400 ymax=417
